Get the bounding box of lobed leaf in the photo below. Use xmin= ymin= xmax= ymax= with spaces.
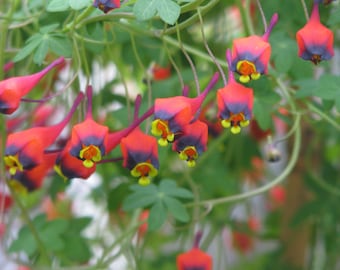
xmin=163 ymin=196 xmax=190 ymax=222
xmin=47 ymin=0 xmax=70 ymax=12
xmin=147 ymin=200 xmax=167 ymax=231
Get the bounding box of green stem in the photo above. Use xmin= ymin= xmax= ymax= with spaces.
xmin=187 ymin=113 xmax=301 ymax=208
xmin=75 ymin=12 xmax=135 ymax=30
xmin=181 ymin=0 xmax=206 ymax=13
xmin=96 ymin=210 xmax=142 ymax=268
xmin=162 ymin=35 xmax=227 ymax=68
xmin=63 ymin=5 xmax=95 ymax=32
xmin=9 ymin=188 xmax=52 ymax=265
xmin=309 ymin=173 xmax=340 ymax=196
xmin=175 ymin=22 xmax=200 ymax=95
xmin=237 ymin=0 xmax=255 ymax=36
xmin=160 ymin=0 xmax=220 ymax=36
xmin=307 ymin=102 xmax=340 ymax=132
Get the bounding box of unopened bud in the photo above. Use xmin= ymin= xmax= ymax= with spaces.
xmin=266 ymin=145 xmax=281 ymax=162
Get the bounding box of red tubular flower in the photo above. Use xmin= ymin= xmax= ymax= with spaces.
xmin=177 ymin=232 xmax=212 ymax=270
xmin=147 ymin=62 xmax=171 ymax=81
xmin=151 ymin=73 xmax=219 ymax=146
xmin=4 ymin=92 xmax=84 ymax=176
xmin=217 ymin=50 xmax=254 ymax=134
xmin=172 ymin=120 xmax=208 ymax=167
xmin=69 ymin=86 xmax=109 ymax=169
xmin=55 ymin=96 xmax=154 ymax=181
xmin=0 ymin=57 xmax=65 ymax=114
xmin=269 ymin=185 xmax=286 ymax=209
xmin=231 ymin=217 xmax=260 ymax=254
xmin=0 ymin=192 xmax=13 ymax=212
xmin=32 ymin=104 xmax=56 ymax=127
xmin=120 ymin=128 xmax=159 ymax=186
xmin=231 ymin=13 xmax=278 ymax=83
xmin=54 ymin=141 xmax=96 ymax=181
xmin=120 ymin=95 xmax=159 ymax=185
xmin=3 ymin=61 xmax=14 ymax=73
xmin=93 ymin=0 xmax=120 ymax=13
xmin=137 ymin=210 xmax=149 ymax=243
xmin=10 ymin=152 xmax=58 ymax=192
xmin=296 ymin=2 xmax=334 ymax=64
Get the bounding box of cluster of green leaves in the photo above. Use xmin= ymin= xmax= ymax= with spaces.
xmin=294 ymin=74 xmax=340 ymax=111
xmin=122 ymin=179 xmax=193 ymax=231
xmin=13 ymin=24 xmax=72 ymax=64
xmin=133 ymin=0 xmax=181 ymax=25
xmin=2 ymin=0 xmax=340 ymax=269
xmin=47 ymin=0 xmax=91 ymax=12
xmin=9 ymin=214 xmax=92 ymax=265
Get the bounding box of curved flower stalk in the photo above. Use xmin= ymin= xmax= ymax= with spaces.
xmin=120 ymin=95 xmax=159 ymax=186
xmin=6 ymin=104 xmax=56 ymax=133
xmin=151 ymin=72 xmax=219 ymax=146
xmin=172 ymin=120 xmax=208 ymax=167
xmin=176 ymin=231 xmax=212 ymax=270
xmin=93 ymin=0 xmax=120 ymax=13
xmin=0 ymin=57 xmax=65 ymax=114
xmin=217 ymin=50 xmax=254 ymax=134
xmin=4 ymin=92 xmax=84 ymax=176
xmin=231 ymin=13 xmax=279 ymax=83
xmin=296 ymin=2 xmax=334 ymax=64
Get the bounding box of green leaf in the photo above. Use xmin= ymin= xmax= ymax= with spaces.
xmin=129 ymin=183 xmax=158 ymax=194
xmin=69 ymin=0 xmax=91 ymax=10
xmin=291 ymin=200 xmax=323 ymax=226
xmin=33 ymin=39 xmax=49 ymax=64
xmin=159 ymin=179 xmax=177 ymax=190
xmin=40 ymin=23 xmax=60 ymax=34
xmin=159 ymin=179 xmax=193 ymax=199
xmin=294 ymin=78 xmax=318 ymax=98
xmin=63 ymin=235 xmax=92 ymax=263
xmin=157 ymin=0 xmax=180 ymax=25
xmin=314 ymin=75 xmax=340 ymax=100
xmin=327 ymin=5 xmax=340 ymax=26
xmin=107 ymin=183 xmax=130 ymax=212
xmin=43 ymin=219 xmax=69 ymax=235
xmin=133 ymin=0 xmax=158 ymax=21
xmin=270 ymin=32 xmax=296 ymax=73
xmin=47 ymin=0 xmax=70 ymax=12
xmin=68 ymin=217 xmax=92 ymax=232
xmin=8 ymin=227 xmax=37 ymax=256
xmin=253 ymin=99 xmax=273 ymax=130
xmin=335 ymin=96 xmax=340 ymax=112
xmin=122 ymin=190 xmax=158 ymax=211
xmin=48 ymin=35 xmax=72 ymax=57
xmin=147 ymin=200 xmax=167 ymax=231
xmin=13 ymin=34 xmax=43 ymax=62
xmin=163 ymin=196 xmax=190 ymax=222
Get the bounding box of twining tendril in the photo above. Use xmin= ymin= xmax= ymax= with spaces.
xmin=256 ymin=0 xmax=267 ymax=31
xmin=163 ymin=39 xmax=185 ymax=90
xmin=186 ymin=113 xmax=301 ymax=208
xmin=176 ymin=23 xmax=201 ymax=95
xmin=300 ymin=0 xmax=310 ymax=21
xmin=197 ymin=7 xmax=227 ymax=85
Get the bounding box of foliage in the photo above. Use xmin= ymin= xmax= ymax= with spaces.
xmin=0 ymin=0 xmax=339 ymax=269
